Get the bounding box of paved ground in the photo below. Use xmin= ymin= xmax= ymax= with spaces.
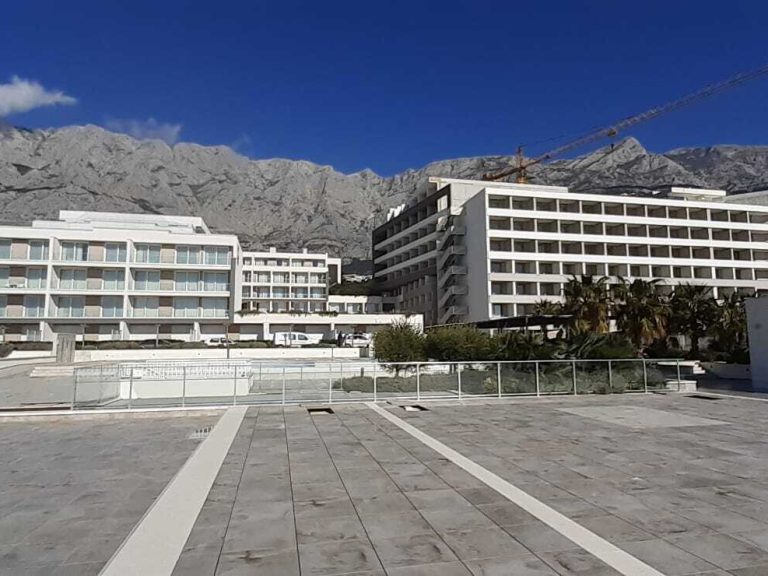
xmin=5 ymin=393 xmax=768 ymax=574
xmin=0 ymin=412 xmax=220 ymax=575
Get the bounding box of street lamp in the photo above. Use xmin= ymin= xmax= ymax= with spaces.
xmin=224 ymin=320 xmax=232 ymax=359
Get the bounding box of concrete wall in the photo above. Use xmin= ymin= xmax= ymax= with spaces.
xmin=74 ymin=346 xmax=363 ymax=362
xmin=464 ymin=190 xmax=491 ymax=322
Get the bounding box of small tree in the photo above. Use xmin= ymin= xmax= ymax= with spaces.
xmin=373 ymin=320 xmax=426 ymax=372
xmin=424 ymin=326 xmax=495 ymax=362
xmin=562 ymin=275 xmax=612 ymax=334
xmin=669 ymin=284 xmax=716 ymax=359
xmin=613 ymin=278 xmax=670 ymax=352
xmin=709 ymin=292 xmax=749 ymax=360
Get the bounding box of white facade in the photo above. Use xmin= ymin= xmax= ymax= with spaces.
xmin=0 ymin=212 xmax=416 ymax=343
xmin=374 ymin=177 xmax=768 ymax=326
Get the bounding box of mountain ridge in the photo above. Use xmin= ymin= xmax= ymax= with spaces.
xmin=2 ymin=126 xmax=768 ymax=258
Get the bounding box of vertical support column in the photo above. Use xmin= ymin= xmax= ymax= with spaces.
xmin=416 ymin=363 xmax=421 ymax=401
xmin=373 ymin=362 xmax=378 ymax=403
xmin=181 ymin=366 xmax=187 ymax=408
xmin=329 ymin=363 xmax=335 ymax=404
xmin=535 ymin=361 xmax=541 ymax=397
xmin=457 ymin=363 xmax=462 ymax=400
xmin=497 ymin=362 xmax=502 ymax=399
xmin=128 ymin=367 xmax=134 ymax=410
xmin=572 ymin=360 xmax=577 ymax=396
xmin=607 ymin=360 xmax=613 ymax=393
xmin=676 ymin=358 xmax=682 ymax=392
xmin=71 ymin=368 xmax=79 ymax=410
xmin=643 ymin=358 xmax=648 ymax=393
xmin=232 ymin=368 xmax=238 ymax=406
xmin=281 ymin=366 xmax=286 ymax=406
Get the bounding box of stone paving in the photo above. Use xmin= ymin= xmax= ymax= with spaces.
xmin=0 ymin=412 xmax=220 ymax=575
xmin=5 ymin=393 xmax=768 ymax=575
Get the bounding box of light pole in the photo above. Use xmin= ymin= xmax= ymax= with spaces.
xmin=224 ymin=320 xmax=232 ymax=359
xmin=155 ymin=323 xmax=160 ymax=348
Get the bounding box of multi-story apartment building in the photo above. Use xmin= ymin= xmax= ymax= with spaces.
xmin=373 ymin=177 xmax=768 ymax=326
xmin=0 ymin=211 xmax=417 ymax=343
xmin=240 ymin=248 xmax=341 ymax=314
xmin=0 ymin=211 xmax=240 ymax=342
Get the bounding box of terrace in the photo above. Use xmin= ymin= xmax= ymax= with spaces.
xmin=2 ymin=390 xmax=768 ymax=574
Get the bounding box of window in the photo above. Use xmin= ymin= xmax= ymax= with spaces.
xmin=102 ymin=296 xmax=123 ymax=318
xmin=293 ymin=273 xmax=308 ymax=284
xmin=0 ymin=240 xmax=10 ymax=259
xmin=57 ymin=296 xmax=84 ymax=318
xmin=273 ymin=272 xmax=289 ymax=283
xmin=105 ymin=243 xmax=127 ymax=262
xmin=23 ymin=295 xmax=44 ymax=317
xmin=174 ymin=296 xmax=199 ymax=318
xmin=272 ymin=287 xmax=288 ymax=298
xmin=0 ymin=268 xmax=8 ymax=288
xmin=29 ymin=241 xmax=48 ymax=261
xmin=256 ymin=272 xmax=271 ymax=283
xmin=61 ymin=242 xmax=88 ymax=262
xmin=293 ymin=288 xmax=308 ymax=299
xmin=103 ymin=269 xmax=125 ymax=290
xmin=175 ymin=271 xmax=200 ymax=291
xmin=203 ymin=272 xmax=228 ymax=291
xmin=310 ymin=288 xmax=325 ymax=299
xmin=59 ymin=269 xmax=86 ymax=290
xmin=203 ymin=246 xmax=230 ymax=265
xmin=201 ymin=297 xmax=228 ymax=318
xmin=134 ymin=270 xmax=160 ymax=291
xmin=27 ymin=268 xmax=46 ymax=289
xmin=176 ymin=245 xmax=200 ymax=265
xmin=135 ymin=244 xmax=161 ymax=264
xmin=132 ymin=296 xmax=159 ymax=317
xmin=309 ymin=273 xmax=326 ymax=284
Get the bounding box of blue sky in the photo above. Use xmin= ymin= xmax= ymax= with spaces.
xmin=2 ymin=0 xmax=767 ymax=175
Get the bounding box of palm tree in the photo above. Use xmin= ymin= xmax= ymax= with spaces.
xmin=669 ymin=283 xmax=717 ymax=358
xmin=562 ymin=275 xmax=612 ymax=334
xmin=710 ymin=292 xmax=748 ymax=353
xmin=614 ymin=278 xmax=670 ymax=352
xmin=532 ymin=299 xmax=563 ymax=316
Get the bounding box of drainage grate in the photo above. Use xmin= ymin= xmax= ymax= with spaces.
xmin=400 ymin=405 xmax=429 ymax=412
xmin=307 ymin=407 xmax=334 ymax=415
xmin=687 ymin=394 xmax=721 ymax=401
xmin=188 ymin=425 xmax=213 ymax=440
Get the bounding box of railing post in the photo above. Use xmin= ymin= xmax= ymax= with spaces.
xmin=643 ymin=358 xmax=648 ymax=393
xmin=373 ymin=362 xmax=378 ymax=402
xmin=497 ymin=362 xmax=502 ymax=398
xmin=71 ymin=368 xmax=78 ymax=410
xmin=535 ymin=361 xmax=541 ymax=397
xmin=676 ymin=358 xmax=682 ymax=392
xmin=232 ymin=367 xmax=238 ymax=406
xmin=128 ymin=367 xmax=133 ymax=409
xmin=457 ymin=363 xmax=462 ymax=400
xmin=182 ymin=365 xmax=186 ymax=408
xmin=281 ymin=367 xmax=286 ymax=406
xmin=416 ymin=363 xmax=421 ymax=401
xmin=607 ymin=360 xmax=613 ymax=393
xmin=572 ymin=360 xmax=577 ymax=396
xmin=329 ymin=363 xmax=334 ymax=404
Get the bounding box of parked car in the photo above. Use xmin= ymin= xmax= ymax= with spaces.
xmin=342 ymin=333 xmax=372 ymax=347
xmin=205 ymin=337 xmax=235 ymax=347
xmin=272 ymin=332 xmax=322 ymax=347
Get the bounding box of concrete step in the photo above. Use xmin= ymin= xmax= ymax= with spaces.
xmin=666 ymin=379 xmax=697 ymax=393
xmin=29 ymin=365 xmax=75 ymax=378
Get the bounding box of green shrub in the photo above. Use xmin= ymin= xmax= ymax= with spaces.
xmin=373 ymin=321 xmax=426 ymax=366
xmin=12 ymin=342 xmax=52 ymax=351
xmin=425 ymin=327 xmax=496 ymax=362
xmin=0 ymin=343 xmax=12 ymax=358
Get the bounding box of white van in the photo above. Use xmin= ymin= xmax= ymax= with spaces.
xmin=272 ymin=332 xmax=322 ymax=347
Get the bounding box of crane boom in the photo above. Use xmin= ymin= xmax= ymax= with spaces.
xmin=484 ymin=63 xmax=768 ymax=182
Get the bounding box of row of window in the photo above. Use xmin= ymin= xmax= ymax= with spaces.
xmin=242 ymin=257 xmax=327 ymax=268
xmin=242 ymin=272 xmax=327 ymax=284
xmin=488 ymin=218 xmax=767 ymax=242
xmin=0 ymin=296 xmax=230 ymax=318
xmin=0 ymin=240 xmax=232 ymax=265
xmin=487 ymin=195 xmax=768 ymax=224
xmin=488 ymin=239 xmax=757 ymax=260
xmin=242 ymin=287 xmax=327 ymax=299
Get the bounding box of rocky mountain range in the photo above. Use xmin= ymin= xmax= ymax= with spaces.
xmin=1 ymin=124 xmax=768 ymax=258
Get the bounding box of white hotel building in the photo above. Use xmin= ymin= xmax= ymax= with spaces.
xmin=373 ymin=177 xmax=768 ymax=326
xmin=0 ymin=211 xmax=414 ymax=343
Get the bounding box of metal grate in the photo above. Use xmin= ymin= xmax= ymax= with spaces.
xmin=307 ymin=407 xmax=334 ymax=415
xmin=401 ymin=405 xmax=429 ymax=412
xmin=687 ymin=394 xmax=722 ymax=401
xmin=188 ymin=425 xmax=213 ymax=440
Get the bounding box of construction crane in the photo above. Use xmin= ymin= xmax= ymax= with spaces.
xmin=483 ymin=63 xmax=768 ymax=183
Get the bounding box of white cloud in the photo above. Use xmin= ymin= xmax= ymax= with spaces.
xmin=0 ymin=76 xmax=77 ymax=116
xmin=105 ymin=117 xmax=182 ymax=145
